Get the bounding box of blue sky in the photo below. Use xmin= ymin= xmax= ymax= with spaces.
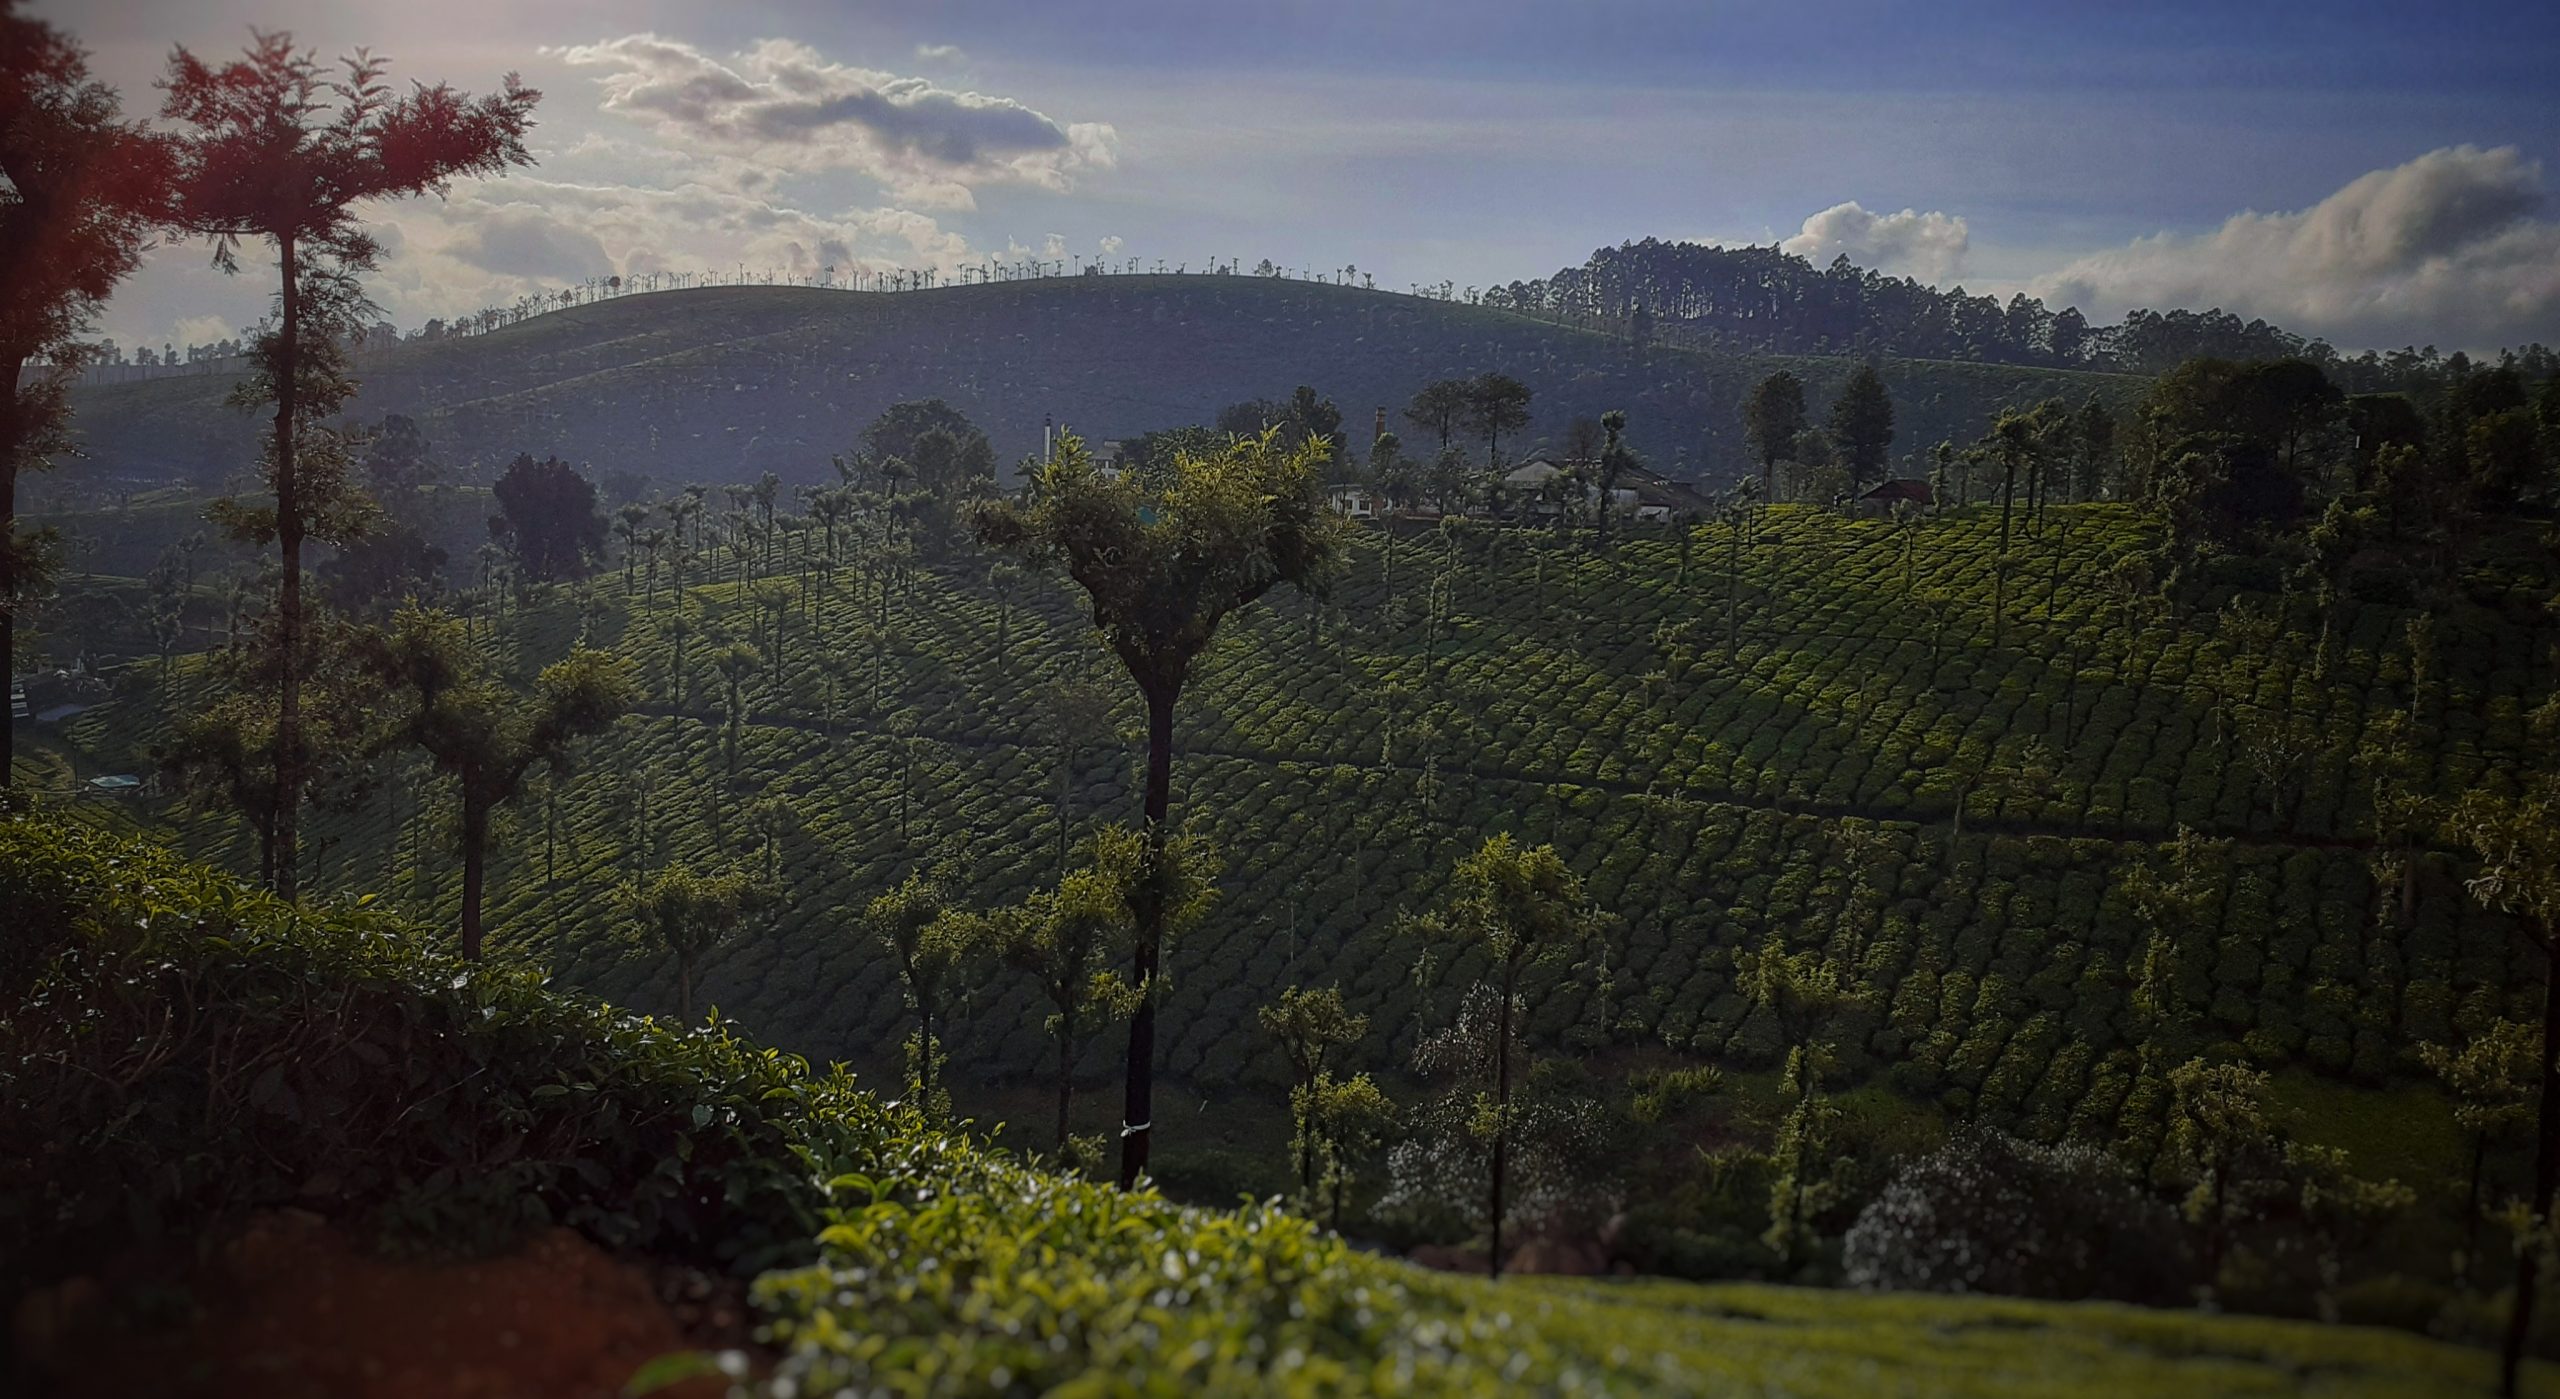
xmin=48 ymin=0 xmax=2560 ymax=352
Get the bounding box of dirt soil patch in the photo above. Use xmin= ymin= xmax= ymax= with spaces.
xmin=16 ymin=1210 xmax=745 ymax=1399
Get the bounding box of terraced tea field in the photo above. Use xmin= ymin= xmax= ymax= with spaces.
xmin=47 ymin=503 xmax=2552 ymax=1167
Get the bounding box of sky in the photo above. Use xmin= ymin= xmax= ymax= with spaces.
xmin=42 ymin=0 xmax=2560 ymax=355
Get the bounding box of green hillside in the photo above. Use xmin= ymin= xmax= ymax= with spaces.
xmin=43 ymin=499 xmax=2551 ymax=1218
xmin=58 ymin=278 xmax=2141 ymax=491
xmin=0 ymin=810 xmax=2512 ymax=1397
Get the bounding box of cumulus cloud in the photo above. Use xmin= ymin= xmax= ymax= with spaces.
xmin=441 ymin=205 xmax=617 ymax=281
xmin=553 ymin=34 xmax=1117 ymax=210
xmin=1099 ymin=234 xmax=1125 ymax=254
xmin=915 ymin=43 xmax=966 ymax=62
xmin=2033 ymin=146 xmax=2560 ymax=349
xmin=1781 ymin=202 xmax=1970 ymax=283
xmin=170 ymin=314 xmax=236 ymax=348
xmin=335 ymin=176 xmax=980 ymax=333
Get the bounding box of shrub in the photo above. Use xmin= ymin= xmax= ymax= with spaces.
xmin=0 ymin=809 xmax=897 ymax=1300
xmin=1840 ymin=1125 xmax=2185 ymax=1304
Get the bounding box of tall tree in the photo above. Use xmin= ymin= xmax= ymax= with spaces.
xmin=373 ymin=604 xmax=633 ymax=959
xmin=625 ymin=861 xmax=764 ymax=1020
xmin=1038 ymin=674 xmax=1118 ymax=876
xmin=0 ymin=1 xmax=170 ymax=787
xmin=1827 ymin=363 xmax=1896 ymax=491
xmin=1409 ymin=833 xmax=1603 ymax=1277
xmin=1404 ymin=379 xmax=1471 ymax=455
xmin=490 ymin=453 xmax=605 ymax=583
xmin=162 ymin=32 xmax=537 ymax=899
xmin=2446 ymin=691 xmax=2560 ymax=1399
xmin=1000 ymin=824 xmax=1210 ymax=1154
xmin=1591 ymin=410 xmax=1634 ymax=552
xmin=973 ymin=429 xmax=1344 ymax=1186
xmin=1743 ymin=371 xmax=1807 ymax=504
xmin=865 ymin=872 xmax=990 ymax=1121
xmin=361 ymin=412 xmax=436 ymax=496
xmin=1463 ymin=372 xmax=1533 ymax=470
xmin=1261 ymin=983 xmax=1369 ymax=1190
xmin=2071 ymin=395 xmax=2117 ymax=501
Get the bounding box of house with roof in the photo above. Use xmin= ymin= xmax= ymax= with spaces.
xmin=1855 ymin=478 xmax=1935 ymax=518
xmin=1501 ymin=457 xmax=1720 ymax=523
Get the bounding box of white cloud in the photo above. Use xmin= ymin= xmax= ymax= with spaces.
xmin=915 ymin=43 xmax=967 ymax=63
xmin=335 ymin=178 xmax=979 ymax=332
xmin=1099 ymin=235 xmax=1125 ymax=254
xmin=552 ymin=34 xmax=1117 ymax=210
xmin=2034 ymin=146 xmax=2560 ymax=349
xmin=441 ymin=204 xmax=618 ymax=282
xmin=1780 ymin=202 xmax=1970 ymax=283
xmin=170 ymin=314 xmax=237 ymax=350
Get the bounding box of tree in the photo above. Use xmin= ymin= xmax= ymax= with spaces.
xmin=987 ymin=562 xmax=1026 ymax=662
xmin=317 ymin=523 xmax=444 ymax=617
xmin=162 ymin=31 xmax=538 ymax=899
xmin=1261 ymin=983 xmax=1369 ymax=1190
xmin=2419 ymin=1020 xmax=2535 ymax=1287
xmin=1305 ymin=1072 xmax=1395 ymax=1229
xmin=1741 ymin=934 xmax=1858 ymax=1269
xmin=1038 ymin=674 xmax=1118 ymax=876
xmin=709 ymin=639 xmax=761 ymax=777
xmin=1591 ymin=410 xmax=1634 ymax=552
xmin=624 ymin=861 xmax=763 ymax=1020
xmin=615 ymin=502 xmax=652 ymax=592
xmin=2444 ymin=690 xmax=2560 ymax=1398
xmin=1 ymin=0 xmax=170 ymax=788
xmin=1463 ymin=372 xmax=1533 ymax=470
xmin=161 ymin=621 xmax=388 ymax=892
xmin=865 ymin=872 xmax=991 ymax=1121
xmin=1743 ymin=371 xmax=1807 ymax=503
xmin=2071 ymin=395 xmax=2117 ymax=500
xmin=859 ymin=399 xmax=996 ymax=496
xmin=373 ymin=604 xmax=634 ymax=959
xmin=1404 ymin=379 xmax=1470 ymax=455
xmin=1827 ymin=363 xmax=1895 ymax=491
xmin=1216 ymin=385 xmax=1340 ymax=451
xmin=1408 ymin=833 xmax=1604 ymax=1276
xmin=361 ymin=412 xmax=436 ymax=496
xmin=973 ymin=429 xmax=1344 ymax=1186
xmin=1000 ymin=824 xmax=1209 ymax=1154
xmin=1842 ymin=1126 xmax=2184 ymax=1304
xmin=2163 ymin=1057 xmax=2291 ymax=1296
xmin=491 ymin=453 xmax=606 ymax=583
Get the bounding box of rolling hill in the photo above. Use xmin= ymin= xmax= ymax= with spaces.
xmin=36 ymin=500 xmax=2551 ymax=1241
xmin=58 ymin=276 xmax=2143 ymax=494
xmin=3 ymin=811 xmax=2510 ymax=1397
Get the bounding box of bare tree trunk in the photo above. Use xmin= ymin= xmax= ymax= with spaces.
xmin=271 ymin=237 xmax=306 ymax=901
xmin=1119 ymin=678 xmax=1178 ymax=1189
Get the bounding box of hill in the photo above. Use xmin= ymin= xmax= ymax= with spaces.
xmin=0 ymin=810 xmax=2511 ymax=1397
xmin=38 ymin=494 xmax=2557 ymax=1265
xmin=56 ymin=277 xmax=2141 ymax=493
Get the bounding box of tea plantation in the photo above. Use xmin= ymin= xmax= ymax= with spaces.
xmin=0 ymin=810 xmax=2513 ymax=1397
xmin=46 ymin=500 xmax=2550 ymax=1175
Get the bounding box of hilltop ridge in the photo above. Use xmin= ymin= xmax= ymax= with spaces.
xmin=61 ymin=277 xmax=2139 ymax=493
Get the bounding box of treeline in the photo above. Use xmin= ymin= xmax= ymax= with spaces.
xmin=1486 ymin=238 xmax=2560 ymax=388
